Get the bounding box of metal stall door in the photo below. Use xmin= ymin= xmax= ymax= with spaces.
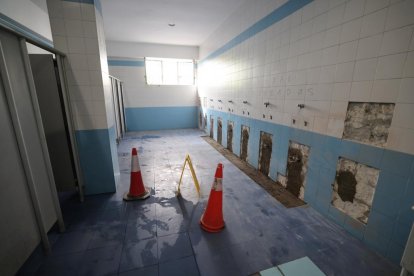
xmin=29 ymin=54 xmax=77 ymax=192
xmin=0 ymin=29 xmax=63 ymax=275
xmin=110 ymin=77 xmax=121 ymax=143
xmin=116 ymin=81 xmax=126 ymax=136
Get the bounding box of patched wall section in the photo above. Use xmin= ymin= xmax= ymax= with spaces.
xmin=258 ymin=132 xmax=272 ymax=176
xmin=217 ymin=118 xmax=223 ymax=145
xmin=343 ymin=103 xmax=395 ymax=147
xmin=240 ymin=125 xmax=249 ymax=162
xmin=227 ymin=121 xmax=234 ymax=153
xmin=332 ymin=158 xmax=380 ymax=224
xmin=210 ymin=116 xmax=214 ymax=138
xmin=285 ymin=142 xmax=310 ymax=201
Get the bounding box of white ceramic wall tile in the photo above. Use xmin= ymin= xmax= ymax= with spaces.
xmin=327 ymin=117 xmax=345 ymax=138
xmin=335 ymin=61 xmax=355 ymax=82
xmin=337 ymin=40 xmax=358 ymax=63
xmin=350 ymin=81 xmax=372 ymax=101
xmin=356 ymin=34 xmax=382 ymax=60
xmin=329 ymin=101 xmax=348 ymax=118
xmin=53 ymin=35 xmax=68 ymax=53
xmin=68 ymin=53 xmax=88 ymax=70
xmin=403 ymin=51 xmax=414 ymax=77
xmin=324 ymin=26 xmax=342 ymax=47
xmin=371 ymin=79 xmax=400 ymax=102
xmin=320 ymin=65 xmax=336 ymax=83
xmin=81 ymin=4 xmax=95 ymax=21
xmin=392 ymin=103 xmax=414 ymax=129
xmin=340 ymin=18 xmax=362 ymax=43
xmin=375 ymin=53 xmax=406 ymax=79
xmin=360 ymin=8 xmax=387 ymax=38
xmin=50 ymin=18 xmax=66 ymax=36
xmin=313 ymin=116 xmax=329 ymax=134
xmin=353 ymin=58 xmax=378 ymax=81
xmin=343 ymin=0 xmax=366 ymax=22
xmin=398 ymin=78 xmax=414 ymax=103
xmin=380 ymin=26 xmax=413 ymax=55
xmin=62 ymin=1 xmax=81 ymax=20
xmin=364 ymin=0 xmax=390 ymax=14
xmin=322 ymin=45 xmax=339 ymax=65
xmin=333 ymin=82 xmax=351 ymax=100
xmin=385 ymin=0 xmax=414 ymax=31
xmin=67 ymin=36 xmax=86 ymax=53
xmin=326 ymin=3 xmax=345 ymax=29
xmin=64 ymin=19 xmax=83 ymax=37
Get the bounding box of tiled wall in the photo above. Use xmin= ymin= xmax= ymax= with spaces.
xmin=199 ymin=0 xmax=414 ymax=264
xmin=107 ymin=41 xmax=199 ymax=131
xmin=47 ymin=0 xmax=119 ymax=194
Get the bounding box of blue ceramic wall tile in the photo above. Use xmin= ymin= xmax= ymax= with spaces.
xmin=366 ymin=211 xmax=396 ymax=239
xmin=357 ymin=145 xmax=384 ymax=168
xmin=381 ymin=150 xmax=414 ymax=177
xmin=386 ymin=242 xmax=405 ymax=264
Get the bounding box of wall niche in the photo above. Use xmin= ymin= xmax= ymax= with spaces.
xmin=343 ymin=103 xmax=395 ymax=147
xmin=227 ymin=121 xmax=234 ymax=153
xmin=331 ymin=157 xmax=379 ymax=224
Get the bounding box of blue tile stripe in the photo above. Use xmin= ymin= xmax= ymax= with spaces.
xmin=63 ymin=0 xmax=102 ymax=15
xmin=75 ymin=127 xmax=117 ymax=195
xmin=108 ymin=59 xmax=145 ymax=67
xmin=204 ymin=108 xmax=414 ymax=264
xmin=0 ymin=12 xmax=53 ymax=48
xmin=200 ymin=0 xmax=313 ymax=63
xmin=125 ymin=106 xmax=198 ymax=131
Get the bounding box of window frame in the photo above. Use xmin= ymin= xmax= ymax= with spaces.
xmin=144 ymin=57 xmax=195 ymax=86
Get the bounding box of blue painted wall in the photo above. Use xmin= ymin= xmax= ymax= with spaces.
xmin=205 ymin=108 xmax=414 ymax=264
xmin=125 ymin=106 xmax=198 ymax=131
xmin=75 ymin=127 xmax=118 ymax=195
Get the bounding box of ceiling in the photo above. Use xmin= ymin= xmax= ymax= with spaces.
xmin=100 ymin=0 xmax=246 ymax=46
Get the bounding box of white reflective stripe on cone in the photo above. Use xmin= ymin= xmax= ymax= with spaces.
xmin=131 ymin=156 xmax=140 ymax=172
xmin=213 ymin=178 xmax=223 ymax=191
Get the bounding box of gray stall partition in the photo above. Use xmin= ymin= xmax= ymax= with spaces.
xmin=29 ymin=54 xmax=77 ymax=191
xmin=0 ymin=28 xmax=64 ymax=275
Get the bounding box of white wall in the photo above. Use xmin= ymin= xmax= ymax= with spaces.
xmin=107 ymin=41 xmax=199 ymax=60
xmin=0 ymin=0 xmax=53 ymax=41
xmin=107 ymin=41 xmax=199 ymax=108
xmin=199 ymin=0 xmax=414 ymax=155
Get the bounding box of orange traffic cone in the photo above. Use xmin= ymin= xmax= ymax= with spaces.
xmin=200 ymin=163 xmax=225 ymax=232
xmin=123 ymin=148 xmax=150 ymax=201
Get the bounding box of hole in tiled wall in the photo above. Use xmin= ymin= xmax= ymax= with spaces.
xmin=292 ymin=119 xmax=296 ymax=125
xmin=243 ymin=111 xmax=245 ymax=115
xmin=270 ymin=115 xmax=273 ymax=120
xmin=343 ymin=102 xmax=395 ymax=147
xmin=227 ymin=121 xmax=234 ymax=153
xmin=247 ymin=111 xmax=250 ymax=116
xmin=331 ymin=157 xmax=379 ymax=224
xmin=258 ymin=132 xmax=273 ymax=177
xmin=210 ymin=116 xmax=214 ymax=139
xmin=217 ymin=118 xmax=223 ymax=145
xmin=204 ymin=114 xmax=207 ymax=130
xmin=286 ymin=142 xmax=310 ymax=201
xmin=240 ymin=125 xmax=250 ymax=162
xmin=263 ymin=114 xmax=265 ymax=118
xmin=199 ymin=111 xmax=202 ymax=127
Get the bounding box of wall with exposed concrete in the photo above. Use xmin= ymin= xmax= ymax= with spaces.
xmin=198 ymin=0 xmax=414 ymax=264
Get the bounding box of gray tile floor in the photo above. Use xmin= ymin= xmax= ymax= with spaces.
xmin=19 ymin=129 xmax=399 ymax=276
